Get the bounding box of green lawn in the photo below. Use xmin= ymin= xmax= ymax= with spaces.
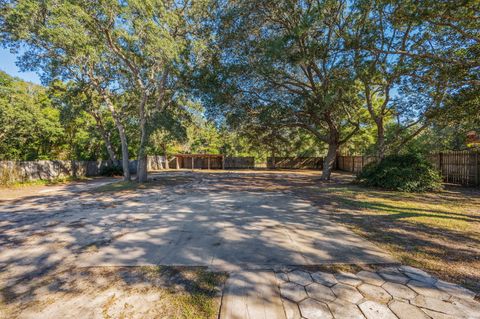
xmin=305 ymin=182 xmax=480 ymax=295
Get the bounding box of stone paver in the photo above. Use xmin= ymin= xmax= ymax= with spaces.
xmin=276 ymin=272 xmax=290 ymax=284
xmin=399 ymin=265 xmax=438 ymax=285
xmin=411 ymin=295 xmax=461 ymax=316
xmin=271 ymin=266 xmax=479 ymax=319
xmin=332 ymin=283 xmax=364 ymax=304
xmin=408 ymin=280 xmax=451 ymax=300
xmin=382 ymin=281 xmax=417 ymax=300
xmin=288 ymin=270 xmax=313 ymax=286
xmin=389 ymin=300 xmax=430 ymax=319
xmin=422 ymin=309 xmax=458 ymax=319
xmin=358 ymin=300 xmax=397 ymax=319
xmin=306 ymin=283 xmax=336 ymax=302
xmin=299 ymin=298 xmax=333 ymax=319
xmin=357 ymin=283 xmax=392 ymax=303
xmin=280 ymin=282 xmax=308 ymax=302
xmin=404 ymin=272 xmax=437 ymax=285
xmin=451 ymin=296 xmax=480 ymax=319
xmin=328 ymin=299 xmax=365 ymax=319
xmin=378 ymin=268 xmax=409 ymax=284
xmin=311 ymin=271 xmax=338 ymax=287
xmin=356 ymin=271 xmax=385 ymax=286
xmin=335 ymin=272 xmax=363 ymax=287
xmin=399 ymin=265 xmax=429 ymax=277
xmin=435 ymin=280 xmax=476 ymax=300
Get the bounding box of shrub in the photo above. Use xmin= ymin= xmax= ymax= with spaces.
xmin=356 ymin=153 xmax=443 ymax=192
xmin=100 ymin=165 xmax=124 ymax=177
xmin=0 ymin=166 xmax=21 ymax=186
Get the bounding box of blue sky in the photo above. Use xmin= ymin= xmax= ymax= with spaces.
xmin=0 ymin=47 xmax=41 ymax=84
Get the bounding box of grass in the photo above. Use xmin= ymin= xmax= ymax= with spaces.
xmin=94 ymin=175 xmax=196 ymax=192
xmin=141 ymin=266 xmax=227 ymax=319
xmin=0 ymin=176 xmax=87 ymax=188
xmin=304 ymin=182 xmax=480 ymax=295
xmin=94 ymin=181 xmax=144 ymax=192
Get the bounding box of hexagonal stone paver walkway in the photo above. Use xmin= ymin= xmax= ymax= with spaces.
xmin=220 ymin=266 xmax=480 ymax=319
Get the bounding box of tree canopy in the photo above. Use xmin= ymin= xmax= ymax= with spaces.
xmin=0 ymin=0 xmax=478 ymax=180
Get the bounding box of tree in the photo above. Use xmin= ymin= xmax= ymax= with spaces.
xmin=0 ymin=71 xmax=65 ymax=160
xmin=48 ymin=81 xmax=118 ymax=162
xmin=354 ymin=0 xmax=479 ymax=157
xmin=76 ymin=0 xmax=213 ymax=182
xmin=200 ymin=0 xmax=364 ymax=179
xmin=1 ymin=0 xmax=133 ymax=180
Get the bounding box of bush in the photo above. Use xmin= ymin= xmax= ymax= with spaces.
xmin=0 ymin=166 xmax=21 ymax=186
xmin=356 ymin=153 xmax=443 ymax=192
xmin=100 ymin=165 xmax=124 ymax=177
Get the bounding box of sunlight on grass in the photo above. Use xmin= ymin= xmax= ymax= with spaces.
xmin=139 ymin=266 xmax=227 ymax=319
xmin=312 ymin=182 xmax=480 ymax=293
xmin=1 ymin=176 xmax=88 ymax=188
xmin=324 ymin=185 xmax=480 ymax=233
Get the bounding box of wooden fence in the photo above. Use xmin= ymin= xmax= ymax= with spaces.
xmin=0 ymin=159 xmax=138 ymax=184
xmin=428 ymin=151 xmax=480 ymax=186
xmin=224 ymin=157 xmax=255 ymax=169
xmin=336 ymin=156 xmax=377 ymax=173
xmin=267 ymin=157 xmax=323 ymax=169
xmin=337 ymin=151 xmax=480 ymax=186
xmin=148 ymin=155 xmax=255 ymax=170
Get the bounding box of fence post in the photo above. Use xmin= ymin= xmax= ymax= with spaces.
xmin=439 ymin=152 xmax=444 ymax=182
xmin=475 ymin=152 xmax=480 ymax=186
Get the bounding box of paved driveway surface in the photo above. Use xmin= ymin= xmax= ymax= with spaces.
xmin=76 ymin=189 xmax=393 ymax=270
xmin=1 ymin=171 xmax=393 ymax=285
xmin=3 ymin=171 xmax=480 ymax=319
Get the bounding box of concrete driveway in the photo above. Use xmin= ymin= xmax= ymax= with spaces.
xmin=1 ymin=171 xmax=392 ymax=285
xmin=76 ymin=185 xmax=393 ymax=271
xmin=3 ymin=171 xmax=480 ymax=319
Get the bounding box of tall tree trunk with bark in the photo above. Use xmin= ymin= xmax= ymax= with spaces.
xmin=321 ymin=140 xmax=338 ymax=180
xmin=321 ymin=115 xmax=340 ymax=180
xmin=103 ymin=96 xmax=131 ymax=181
xmin=90 ymin=111 xmax=117 ymax=164
xmin=163 ymin=143 xmax=169 ymax=169
xmin=90 ymin=73 xmax=131 ymax=181
xmin=376 ymin=118 xmax=386 ymax=159
xmin=136 ymin=94 xmax=148 ymax=183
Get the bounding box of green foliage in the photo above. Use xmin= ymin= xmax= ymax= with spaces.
xmin=0 ymin=71 xmax=65 ymax=160
xmin=1 ymin=0 xmax=478 ymax=165
xmin=357 ymin=154 xmax=443 ymax=192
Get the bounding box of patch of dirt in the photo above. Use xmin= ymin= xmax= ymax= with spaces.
xmin=0 ymin=266 xmax=227 ymax=319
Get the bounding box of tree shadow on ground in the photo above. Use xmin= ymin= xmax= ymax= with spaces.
xmin=291 ymin=179 xmax=480 ymax=294
xmin=0 ymin=170 xmax=478 ymax=317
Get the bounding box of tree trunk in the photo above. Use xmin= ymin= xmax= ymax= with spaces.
xmin=136 ymin=95 xmax=148 ymax=183
xmin=103 ymin=97 xmax=130 ymax=181
xmin=271 ymin=148 xmax=276 ymax=169
xmin=163 ymin=144 xmax=169 ymax=169
xmin=376 ymin=118 xmax=386 ymax=159
xmin=90 ymin=111 xmax=117 ymax=163
xmin=321 ymin=141 xmax=338 ymax=180
xmin=137 ymin=155 xmax=148 ymax=182
xmin=102 ymin=132 xmax=117 ymax=164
